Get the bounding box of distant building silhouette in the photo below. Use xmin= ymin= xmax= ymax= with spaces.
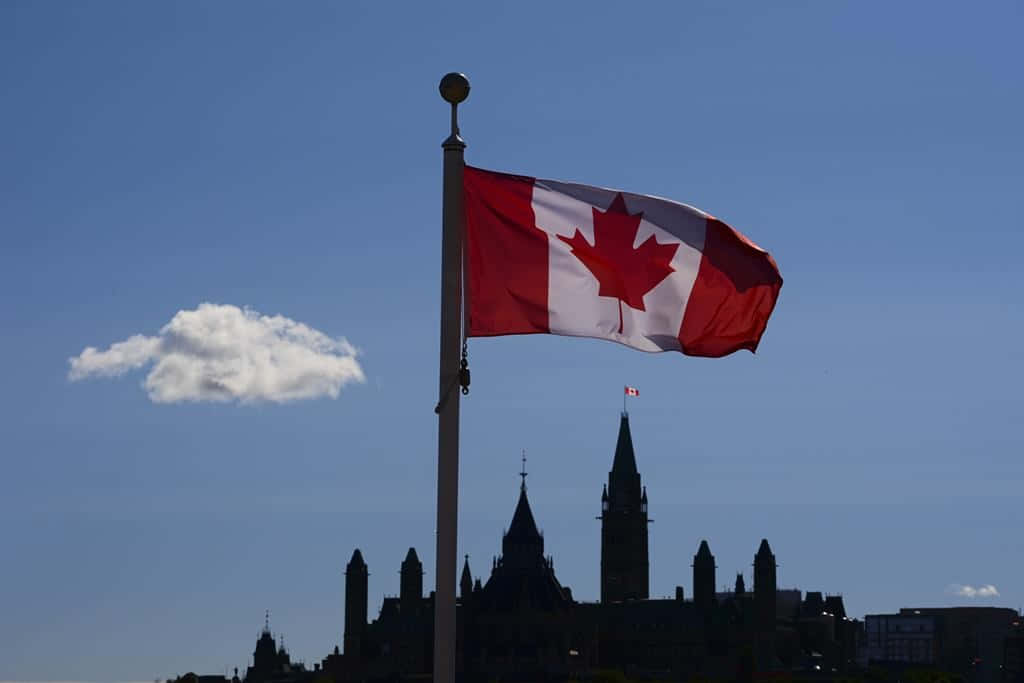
xmin=459 ymin=555 xmax=472 ymax=602
xmin=175 ymin=414 xmax=1024 ymax=683
xmin=318 ymin=412 xmax=859 ymax=682
xmin=865 ymin=606 xmax=1020 ymax=683
xmin=245 ymin=614 xmax=304 ymax=683
xmin=692 ymin=539 xmax=716 ymax=613
xmin=600 ymin=414 xmax=649 ymax=603
xmin=1005 ymin=616 xmax=1024 ymax=683
xmin=343 ymin=549 xmax=367 ymax=660
xmin=400 ymin=547 xmax=423 ymax=611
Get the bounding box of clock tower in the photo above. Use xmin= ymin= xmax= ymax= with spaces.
xmin=600 ymin=412 xmax=650 ymax=603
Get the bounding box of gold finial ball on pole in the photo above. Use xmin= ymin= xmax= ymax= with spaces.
xmin=439 ymin=73 xmax=470 ymax=104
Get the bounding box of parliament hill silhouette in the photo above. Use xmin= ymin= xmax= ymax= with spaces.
xmin=303 ymin=413 xmax=858 ymax=682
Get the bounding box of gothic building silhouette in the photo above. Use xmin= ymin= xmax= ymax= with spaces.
xmin=312 ymin=412 xmax=858 ymax=682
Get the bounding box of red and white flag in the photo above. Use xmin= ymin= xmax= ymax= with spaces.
xmin=624 ymin=386 xmax=639 ymax=397
xmin=464 ymin=166 xmax=782 ymax=357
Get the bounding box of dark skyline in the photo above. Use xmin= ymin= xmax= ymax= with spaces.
xmin=257 ymin=413 xmax=861 ymax=681
xmin=187 ymin=414 xmax=1017 ymax=682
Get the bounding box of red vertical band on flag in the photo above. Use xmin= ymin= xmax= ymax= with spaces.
xmin=678 ymin=218 xmax=783 ymax=357
xmin=464 ymin=166 xmax=550 ymax=336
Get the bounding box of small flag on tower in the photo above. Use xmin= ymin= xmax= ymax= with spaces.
xmin=624 ymin=386 xmax=639 ymax=397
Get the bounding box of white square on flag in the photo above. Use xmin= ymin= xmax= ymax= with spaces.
xmin=625 ymin=386 xmax=639 ymax=397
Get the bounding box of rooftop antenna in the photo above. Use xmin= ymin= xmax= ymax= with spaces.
xmin=520 ymin=449 xmax=528 ymax=491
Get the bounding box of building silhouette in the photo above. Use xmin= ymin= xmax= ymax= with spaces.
xmin=600 ymin=414 xmax=649 ymax=603
xmin=319 ymin=412 xmax=859 ymax=682
xmin=172 ymin=413 xmax=1024 ymax=683
xmin=343 ymin=550 xmax=368 ymax=661
xmin=864 ymin=607 xmax=1021 ymax=683
xmin=244 ymin=613 xmax=304 ymax=683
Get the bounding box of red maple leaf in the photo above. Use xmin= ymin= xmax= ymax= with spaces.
xmin=558 ymin=193 xmax=679 ymax=333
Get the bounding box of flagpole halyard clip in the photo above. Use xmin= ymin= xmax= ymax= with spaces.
xmin=459 ymin=340 xmax=470 ymax=396
xmin=434 ymin=342 xmax=470 ymax=413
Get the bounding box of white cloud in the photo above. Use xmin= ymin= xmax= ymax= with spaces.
xmin=946 ymin=583 xmax=1000 ymax=598
xmin=69 ymin=303 xmax=365 ymax=403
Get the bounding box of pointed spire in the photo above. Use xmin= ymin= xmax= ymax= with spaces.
xmin=502 ymin=469 xmax=546 ymax=569
xmin=403 ymin=547 xmax=420 ymax=564
xmin=641 ymin=486 xmax=648 ymax=503
xmin=756 ymin=538 xmax=774 ymax=558
xmin=348 ymin=548 xmax=366 ymax=568
xmin=601 ymin=484 xmax=608 ymax=502
xmin=505 ymin=485 xmax=542 ymax=544
xmin=611 ymin=413 xmax=638 ymax=477
xmin=735 ymin=573 xmax=746 ymax=595
xmin=520 ymin=449 xmax=528 ymax=491
xmin=460 ymin=555 xmax=473 ymax=599
xmin=695 ymin=539 xmax=713 ymax=560
xmin=264 ymin=610 xmax=270 ymax=634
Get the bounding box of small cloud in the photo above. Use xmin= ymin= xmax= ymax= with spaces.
xmin=946 ymin=583 xmax=1000 ymax=598
xmin=69 ymin=303 xmax=365 ymax=403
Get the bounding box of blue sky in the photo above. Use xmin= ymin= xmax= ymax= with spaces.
xmin=2 ymin=1 xmax=1022 ymax=680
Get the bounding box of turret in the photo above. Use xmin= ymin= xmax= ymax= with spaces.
xmin=344 ymin=549 xmax=368 ymax=657
xmin=753 ymin=539 xmax=777 ymax=631
xmin=252 ymin=612 xmax=278 ymax=677
xmin=735 ymin=572 xmax=746 ymax=596
xmin=399 ymin=547 xmax=423 ymax=611
xmin=600 ymin=413 xmax=650 ymax=602
xmin=460 ymin=555 xmax=473 ymax=600
xmin=693 ymin=540 xmax=716 ymax=613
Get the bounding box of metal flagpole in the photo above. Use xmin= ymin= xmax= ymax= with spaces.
xmin=435 ymin=72 xmax=469 ymax=683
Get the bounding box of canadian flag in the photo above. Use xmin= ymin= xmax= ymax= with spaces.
xmin=464 ymin=166 xmax=782 ymax=357
xmin=624 ymin=386 xmax=639 ymax=397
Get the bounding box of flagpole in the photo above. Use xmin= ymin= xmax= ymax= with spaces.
xmin=435 ymin=72 xmax=469 ymax=683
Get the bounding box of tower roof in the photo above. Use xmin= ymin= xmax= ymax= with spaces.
xmin=756 ymin=538 xmax=773 ymax=556
xmin=348 ymin=548 xmax=366 ymax=568
xmin=402 ymin=547 xmax=420 ymax=565
xmin=695 ymin=539 xmax=714 ymax=559
xmin=460 ymin=556 xmax=472 ymax=583
xmin=611 ymin=413 xmax=638 ymax=477
xmin=505 ymin=485 xmax=542 ymax=544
